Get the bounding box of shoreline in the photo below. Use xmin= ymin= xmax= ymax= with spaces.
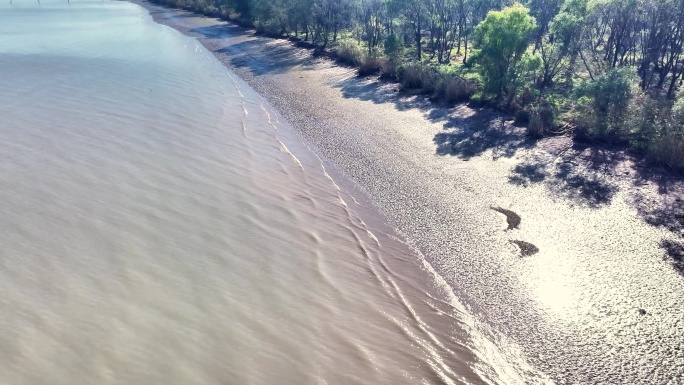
xmin=134 ymin=2 xmax=684 ymax=384
xmin=145 ymin=0 xmax=684 ymax=173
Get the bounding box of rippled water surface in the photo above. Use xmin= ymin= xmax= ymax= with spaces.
xmin=0 ymin=2 xmax=549 ymax=384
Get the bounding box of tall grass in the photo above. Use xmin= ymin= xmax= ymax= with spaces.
xmin=648 ymin=134 xmax=684 ymax=170
xmin=335 ymin=40 xmax=364 ymax=67
xmin=434 ymin=75 xmax=477 ymax=104
xmin=358 ymin=56 xmax=384 ymax=76
xmin=398 ymin=63 xmax=436 ymax=90
xmin=397 ymin=63 xmax=476 ymax=104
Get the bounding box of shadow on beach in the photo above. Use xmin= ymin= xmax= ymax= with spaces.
xmin=507 ymin=142 xmax=623 ymax=208
xmin=660 ymin=239 xmax=684 ymax=276
xmin=333 ymin=77 xmax=536 ymax=161
xmin=191 ymin=24 xmax=320 ymax=76
xmin=330 ymin=74 xmax=684 ymax=275
xmin=332 ymin=75 xmax=624 ymax=208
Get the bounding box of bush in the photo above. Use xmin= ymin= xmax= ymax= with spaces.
xmin=202 ymin=5 xmax=222 ymax=17
xmin=254 ymin=19 xmax=283 ymax=36
xmin=639 ymin=97 xmax=684 ymax=170
xmin=379 ymin=59 xmax=398 ymax=80
xmin=398 ymin=63 xmax=437 ymax=91
xmin=358 ymin=55 xmax=384 ymax=76
xmin=672 ymin=97 xmax=684 ymax=125
xmin=434 ymin=75 xmax=477 ymax=104
xmin=398 ymin=63 xmax=424 ymax=89
xmin=648 ymin=134 xmax=684 ymax=170
xmin=573 ymin=68 xmax=637 ymax=141
xmin=515 ymin=109 xmax=531 ymax=124
xmin=336 ymin=40 xmax=364 ymax=67
xmin=527 ymin=107 xmax=553 ymax=137
xmin=187 ymin=0 xmax=205 ymax=11
xmin=523 ymin=96 xmax=559 ymax=137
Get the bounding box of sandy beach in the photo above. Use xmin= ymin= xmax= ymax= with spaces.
xmin=135 ymin=2 xmax=684 ymax=383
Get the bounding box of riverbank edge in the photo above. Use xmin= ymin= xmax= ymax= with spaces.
xmin=145 ymin=0 xmax=684 ymax=173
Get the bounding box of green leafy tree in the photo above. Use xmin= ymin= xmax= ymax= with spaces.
xmin=471 ymin=3 xmax=537 ymax=98
xmin=506 ymin=51 xmax=541 ymax=104
xmin=544 ymin=0 xmax=587 ymax=86
xmin=389 ymin=0 xmax=426 ymax=60
xmin=383 ymin=33 xmax=404 ymax=59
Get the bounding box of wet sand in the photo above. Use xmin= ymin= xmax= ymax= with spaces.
xmin=136 ymin=2 xmax=684 ymax=383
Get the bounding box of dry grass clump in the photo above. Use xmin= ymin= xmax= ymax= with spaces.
xmin=648 ymin=134 xmax=684 ymax=170
xmin=527 ymin=105 xmax=555 ymax=137
xmin=358 ymin=56 xmax=384 ymax=76
xmin=528 ymin=112 xmax=546 ymax=137
xmin=379 ymin=59 xmax=398 ymax=80
xmin=434 ymin=75 xmax=477 ymax=104
xmin=398 ymin=64 xmax=475 ymax=103
xmin=336 ymin=41 xmax=364 ymax=67
xmin=398 ymin=63 xmax=436 ymax=91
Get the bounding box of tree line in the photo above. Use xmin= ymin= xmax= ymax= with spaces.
xmin=151 ymin=0 xmax=684 ymax=169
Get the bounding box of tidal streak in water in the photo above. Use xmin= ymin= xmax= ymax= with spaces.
xmin=0 ymin=2 xmax=538 ymax=384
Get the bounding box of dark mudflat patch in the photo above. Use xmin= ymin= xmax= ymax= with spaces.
xmin=510 ymin=240 xmax=539 ymax=257
xmin=490 ymin=206 xmax=521 ymax=230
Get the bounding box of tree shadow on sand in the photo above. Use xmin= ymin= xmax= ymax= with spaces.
xmin=433 ymin=118 xmax=536 ymax=160
xmin=510 ymin=139 xmax=684 ymax=275
xmin=190 ymin=24 xmax=319 ymax=76
xmin=507 ymin=142 xmax=623 ymax=208
xmin=630 ymin=164 xmax=684 ymax=227
xmin=630 ymin=170 xmax=684 ymax=276
xmin=335 ymin=76 xmax=439 ymax=113
xmin=333 ymin=77 xmax=536 ymax=160
xmin=332 ymin=75 xmax=623 ymax=207
xmin=332 ymin=66 xmax=684 ymax=270
xmin=660 ymin=239 xmax=684 ymax=276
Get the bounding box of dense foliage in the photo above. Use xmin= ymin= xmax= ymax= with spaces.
xmin=151 ymin=0 xmax=684 ymax=169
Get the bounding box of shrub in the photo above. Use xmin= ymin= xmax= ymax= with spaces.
xmin=573 ymin=68 xmax=637 ymax=141
xmin=434 ymin=75 xmax=477 ymax=104
xmin=254 ymin=20 xmax=282 ymax=36
xmin=672 ymin=97 xmax=684 ymax=125
xmin=398 ymin=63 xmax=424 ymax=89
xmin=640 ymin=97 xmax=684 ymax=170
xmin=189 ymin=0 xmax=207 ymax=13
xmin=336 ymin=40 xmax=364 ymax=67
xmin=648 ymin=133 xmax=684 ymax=170
xmin=515 ymin=109 xmax=531 ymax=124
xmin=358 ymin=55 xmax=384 ymax=76
xmin=527 ymin=107 xmax=554 ymax=137
xmin=380 ymin=59 xmax=398 ymax=80
xmin=398 ymin=63 xmax=438 ymax=91
xmin=202 ymin=5 xmax=221 ymax=17
xmin=524 ymin=96 xmax=559 ymax=137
